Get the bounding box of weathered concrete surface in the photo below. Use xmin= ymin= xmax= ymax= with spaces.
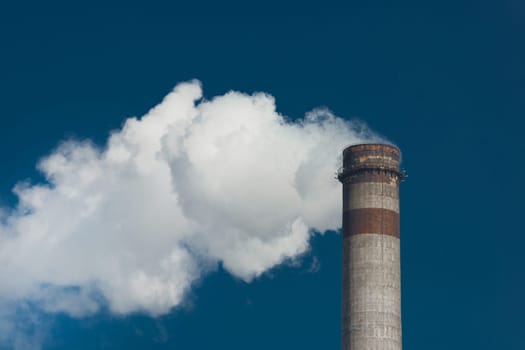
xmin=343 ymin=182 xmax=399 ymax=212
xmin=338 ymin=143 xmax=403 ymax=350
xmin=342 ymin=233 xmax=401 ymax=350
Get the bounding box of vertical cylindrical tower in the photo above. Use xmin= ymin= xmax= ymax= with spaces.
xmin=337 ymin=143 xmax=404 ymax=350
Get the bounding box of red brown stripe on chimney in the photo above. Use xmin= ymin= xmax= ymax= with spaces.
xmin=343 ymin=208 xmax=400 ymax=238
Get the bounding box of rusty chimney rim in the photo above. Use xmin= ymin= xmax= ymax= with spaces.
xmin=337 ymin=142 xmax=405 ymax=183
xmin=342 ymin=142 xmax=401 ymax=156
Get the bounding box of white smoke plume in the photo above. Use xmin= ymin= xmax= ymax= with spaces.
xmin=0 ymin=80 xmax=383 ymax=320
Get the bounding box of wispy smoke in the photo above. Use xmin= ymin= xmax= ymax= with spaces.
xmin=0 ymin=81 xmax=382 ymax=335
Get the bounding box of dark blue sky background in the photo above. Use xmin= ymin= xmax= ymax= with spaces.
xmin=0 ymin=0 xmax=524 ymax=349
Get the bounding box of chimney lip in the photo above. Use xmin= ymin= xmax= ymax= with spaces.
xmin=342 ymin=142 xmax=400 ymax=156
xmin=337 ymin=143 xmax=405 ymax=183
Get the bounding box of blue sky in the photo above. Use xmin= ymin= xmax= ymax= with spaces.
xmin=0 ymin=1 xmax=524 ymax=349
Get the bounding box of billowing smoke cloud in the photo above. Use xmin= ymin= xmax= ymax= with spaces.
xmin=0 ymin=81 xmax=383 ymax=320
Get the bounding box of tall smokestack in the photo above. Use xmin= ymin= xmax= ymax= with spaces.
xmin=337 ymin=143 xmax=404 ymax=350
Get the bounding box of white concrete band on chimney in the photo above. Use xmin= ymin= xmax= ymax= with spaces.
xmin=343 ymin=182 xmax=399 ymax=213
xmin=342 ymin=233 xmax=402 ymax=350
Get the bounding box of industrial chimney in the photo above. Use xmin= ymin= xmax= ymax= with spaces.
xmin=337 ymin=143 xmax=404 ymax=350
